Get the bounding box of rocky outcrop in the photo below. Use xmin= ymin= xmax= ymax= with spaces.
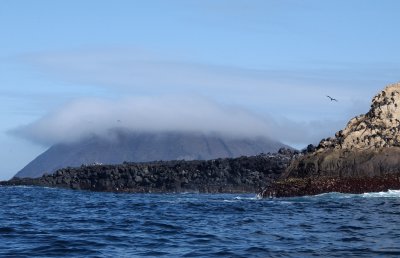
xmin=316 ymin=83 xmax=400 ymax=151
xmin=261 ymin=82 xmax=400 ymax=197
xmin=260 ymin=175 xmax=400 ymax=198
xmin=2 ymin=149 xmax=296 ymax=193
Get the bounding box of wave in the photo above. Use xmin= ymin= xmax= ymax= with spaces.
xmin=276 ymin=190 xmax=400 ymax=201
xmin=310 ymin=190 xmax=400 ymax=199
xmin=361 ymin=190 xmax=400 ymax=198
xmin=233 ymin=196 xmax=259 ymax=201
xmin=221 ymin=195 xmax=259 ymax=203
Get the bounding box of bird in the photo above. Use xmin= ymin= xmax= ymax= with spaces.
xmin=327 ymin=95 xmax=338 ymax=102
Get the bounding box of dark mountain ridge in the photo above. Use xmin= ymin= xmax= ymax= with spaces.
xmin=15 ymin=131 xmax=289 ymax=178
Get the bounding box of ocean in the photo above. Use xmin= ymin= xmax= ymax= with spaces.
xmin=1 ymin=186 xmax=400 ymax=257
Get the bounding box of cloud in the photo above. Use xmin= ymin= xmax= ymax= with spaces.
xmin=9 ymin=96 xmax=275 ymax=145
xmin=10 ymin=95 xmax=351 ymax=148
xmin=12 ymin=48 xmax=390 ymax=148
xmin=18 ymin=48 xmax=385 ymax=121
xmin=20 ymin=48 xmax=381 ymax=101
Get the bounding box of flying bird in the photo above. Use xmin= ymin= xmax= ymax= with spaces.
xmin=327 ymin=95 xmax=338 ymax=102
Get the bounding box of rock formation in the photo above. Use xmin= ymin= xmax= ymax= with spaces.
xmin=2 ymin=149 xmax=296 ymax=193
xmin=15 ymin=131 xmax=289 ymax=178
xmin=261 ymin=82 xmax=400 ymax=197
xmin=317 ymin=82 xmax=400 ymax=151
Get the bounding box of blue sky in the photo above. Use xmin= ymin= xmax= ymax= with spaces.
xmin=1 ymin=0 xmax=400 ymax=179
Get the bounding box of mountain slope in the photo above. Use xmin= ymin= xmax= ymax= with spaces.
xmin=15 ymin=131 xmax=289 ymax=178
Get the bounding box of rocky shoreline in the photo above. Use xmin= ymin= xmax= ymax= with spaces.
xmin=260 ymin=175 xmax=400 ymax=198
xmin=1 ymin=149 xmax=295 ymax=193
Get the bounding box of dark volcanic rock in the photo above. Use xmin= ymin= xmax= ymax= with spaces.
xmin=283 ymin=147 xmax=400 ymax=179
xmin=260 ymin=175 xmax=400 ymax=198
xmin=15 ymin=131 xmax=289 ymax=178
xmin=1 ymin=151 xmax=294 ymax=194
xmin=261 ymin=82 xmax=400 ymax=198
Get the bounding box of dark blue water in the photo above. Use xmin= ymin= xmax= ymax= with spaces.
xmin=1 ymin=186 xmax=400 ymax=257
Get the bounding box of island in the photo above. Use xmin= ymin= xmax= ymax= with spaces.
xmin=4 ymin=83 xmax=400 ymax=198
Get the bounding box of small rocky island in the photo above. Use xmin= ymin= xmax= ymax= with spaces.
xmin=1 ymin=149 xmax=295 ymax=193
xmin=261 ymin=83 xmax=400 ymax=197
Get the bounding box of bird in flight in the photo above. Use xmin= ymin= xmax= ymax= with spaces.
xmin=327 ymin=95 xmax=338 ymax=102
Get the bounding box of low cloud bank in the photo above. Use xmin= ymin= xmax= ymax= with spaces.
xmin=10 ymin=96 xmax=276 ymax=145
xmin=10 ymin=95 xmax=348 ymax=148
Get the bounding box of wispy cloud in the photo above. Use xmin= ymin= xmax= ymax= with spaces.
xmin=13 ymin=48 xmax=394 ymax=147
xmin=9 ymin=95 xmax=351 ymax=148
xmin=9 ymin=96 xmax=274 ymax=145
xmin=18 ymin=48 xmax=386 ymax=116
xmin=20 ymin=48 xmax=380 ymax=98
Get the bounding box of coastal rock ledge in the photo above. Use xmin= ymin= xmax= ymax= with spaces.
xmin=261 ymin=82 xmax=400 ymax=198
xmin=1 ymin=150 xmax=294 ymax=193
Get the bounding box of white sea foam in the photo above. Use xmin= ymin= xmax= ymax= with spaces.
xmin=223 ymin=199 xmax=238 ymax=203
xmin=361 ymin=190 xmax=400 ymax=198
xmin=275 ymin=201 xmax=295 ymax=205
xmin=310 ymin=190 xmax=400 ymax=199
xmin=233 ymin=196 xmax=259 ymax=201
xmin=8 ymin=185 xmax=36 ymax=189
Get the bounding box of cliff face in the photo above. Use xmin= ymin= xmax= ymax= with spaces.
xmin=262 ymin=82 xmax=400 ymax=197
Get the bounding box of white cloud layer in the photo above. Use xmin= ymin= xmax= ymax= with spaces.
xmin=10 ymin=96 xmax=273 ymax=145
xmin=10 ymin=95 xmax=349 ymax=148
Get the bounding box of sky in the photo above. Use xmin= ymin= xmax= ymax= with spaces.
xmin=1 ymin=0 xmax=400 ymax=180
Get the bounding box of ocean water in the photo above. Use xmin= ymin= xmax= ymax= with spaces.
xmin=1 ymin=187 xmax=400 ymax=257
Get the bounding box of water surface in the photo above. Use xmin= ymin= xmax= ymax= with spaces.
xmin=1 ymin=186 xmax=400 ymax=257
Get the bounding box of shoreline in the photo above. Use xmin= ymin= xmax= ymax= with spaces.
xmin=1 ymin=152 xmax=293 ymax=194
xmin=260 ymin=174 xmax=400 ymax=198
xmin=0 ymin=179 xmax=265 ymax=194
